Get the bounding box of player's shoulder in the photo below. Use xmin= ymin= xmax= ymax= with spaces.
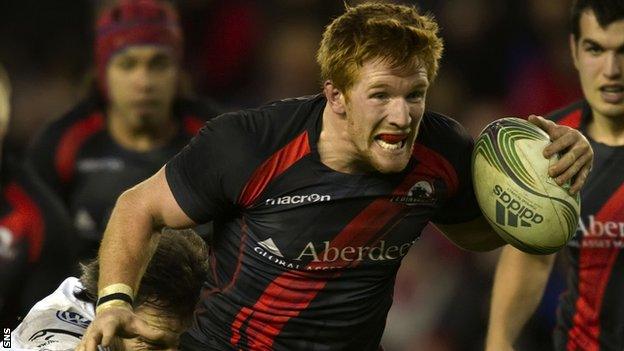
xmin=174 ymin=96 xmax=223 ymax=120
xmin=547 ymin=100 xmax=587 ymax=127
xmin=10 ymin=277 xmax=93 ymax=350
xmin=418 ymin=110 xmax=472 ymax=147
xmin=35 ymin=97 xmax=105 ymax=143
xmin=204 ymin=94 xmax=324 ymax=147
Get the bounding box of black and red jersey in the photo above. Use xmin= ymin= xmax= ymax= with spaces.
xmin=0 ymin=157 xmax=75 ymax=328
xmin=550 ymin=101 xmax=624 ymax=351
xmin=27 ymin=96 xmax=220 ymax=260
xmin=166 ymin=94 xmax=481 ymax=350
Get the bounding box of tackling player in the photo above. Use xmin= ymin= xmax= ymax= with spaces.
xmin=27 ymin=0 xmax=220 ymax=261
xmin=9 ymin=229 xmax=208 ymax=350
xmin=79 ymin=3 xmax=594 ymax=350
xmin=486 ymin=0 xmax=624 ymax=350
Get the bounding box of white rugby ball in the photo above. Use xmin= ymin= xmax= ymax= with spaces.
xmin=472 ymin=117 xmax=581 ymax=254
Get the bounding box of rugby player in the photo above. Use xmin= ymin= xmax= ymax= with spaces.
xmin=78 ymin=3 xmax=594 ymax=350
xmin=27 ymin=0 xmax=220 ymax=261
xmin=486 ymin=0 xmax=624 ymax=350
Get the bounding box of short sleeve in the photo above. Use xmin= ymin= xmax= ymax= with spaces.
xmin=165 ymin=115 xmax=248 ymax=224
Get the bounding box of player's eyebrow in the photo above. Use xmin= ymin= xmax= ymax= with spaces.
xmin=581 ymin=38 xmax=624 ymax=52
xmin=581 ymin=38 xmax=604 ymax=47
xmin=367 ymin=81 xmax=429 ymax=91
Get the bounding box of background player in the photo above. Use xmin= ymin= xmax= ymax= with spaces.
xmin=27 ymin=0 xmax=220 ymax=262
xmin=9 ymin=229 xmax=208 ymax=350
xmin=486 ymin=0 xmax=624 ymax=350
xmin=0 ymin=63 xmax=76 ymax=328
xmin=78 ymin=3 xmax=594 ymax=351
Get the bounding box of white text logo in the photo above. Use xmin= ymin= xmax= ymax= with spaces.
xmin=265 ymin=194 xmax=331 ymax=206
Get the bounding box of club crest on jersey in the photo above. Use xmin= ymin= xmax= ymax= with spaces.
xmin=392 ymin=180 xmax=435 ymax=206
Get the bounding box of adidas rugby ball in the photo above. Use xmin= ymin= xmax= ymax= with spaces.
xmin=472 ymin=117 xmax=581 ymax=254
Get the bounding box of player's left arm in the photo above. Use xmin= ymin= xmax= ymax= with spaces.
xmin=433 ymin=216 xmax=506 ymax=252
xmin=528 ymin=115 xmax=593 ymax=194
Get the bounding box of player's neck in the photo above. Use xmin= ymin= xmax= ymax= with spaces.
xmin=107 ymin=108 xmax=178 ymax=152
xmin=587 ymin=111 xmax=624 ymax=146
xmin=318 ymin=104 xmax=371 ymax=174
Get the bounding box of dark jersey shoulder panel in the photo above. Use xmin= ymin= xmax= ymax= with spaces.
xmin=27 ymin=99 xmax=102 ymax=197
xmin=418 ymin=111 xmax=481 ymax=224
xmin=548 ymin=100 xmax=587 ymax=128
xmin=166 ymin=95 xmax=323 ymax=223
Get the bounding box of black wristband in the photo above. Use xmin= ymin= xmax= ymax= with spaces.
xmin=96 ymin=292 xmax=133 ymax=307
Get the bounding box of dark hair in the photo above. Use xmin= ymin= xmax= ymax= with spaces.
xmin=79 ymin=228 xmax=209 ymax=326
xmin=571 ymin=0 xmax=624 ymax=40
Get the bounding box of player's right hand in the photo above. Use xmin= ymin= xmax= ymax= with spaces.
xmin=75 ymin=306 xmax=177 ymax=351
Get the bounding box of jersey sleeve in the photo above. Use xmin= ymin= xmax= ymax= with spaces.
xmin=428 ymin=116 xmax=482 ymax=224
xmin=165 ymin=114 xmax=251 ymax=224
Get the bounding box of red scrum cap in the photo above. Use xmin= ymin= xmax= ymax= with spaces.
xmin=94 ymin=0 xmax=183 ymax=96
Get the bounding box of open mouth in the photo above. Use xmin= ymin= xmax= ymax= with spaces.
xmin=374 ymin=133 xmax=408 ymax=150
xmin=600 ymin=84 xmax=624 ymax=93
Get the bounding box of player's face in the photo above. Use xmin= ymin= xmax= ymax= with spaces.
xmin=572 ymin=11 xmax=624 ymax=120
xmin=106 ymin=46 xmax=179 ymax=129
xmin=343 ymin=59 xmax=428 ymax=173
xmin=113 ymin=304 xmax=185 ymax=351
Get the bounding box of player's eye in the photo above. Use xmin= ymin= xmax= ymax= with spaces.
xmin=149 ymin=55 xmax=173 ymax=71
xmin=370 ymin=92 xmax=389 ymax=100
xmin=406 ymin=91 xmax=425 ymax=102
xmin=115 ymin=57 xmax=138 ymax=70
xmin=585 ymin=44 xmax=604 ymax=56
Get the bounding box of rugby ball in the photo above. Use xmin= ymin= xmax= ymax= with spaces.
xmin=472 ymin=117 xmax=581 ymax=254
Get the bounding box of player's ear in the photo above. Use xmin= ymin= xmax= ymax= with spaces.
xmin=323 ymin=80 xmax=346 ymax=115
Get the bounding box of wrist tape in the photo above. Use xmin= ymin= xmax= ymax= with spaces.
xmin=96 ymin=283 xmax=134 ymax=314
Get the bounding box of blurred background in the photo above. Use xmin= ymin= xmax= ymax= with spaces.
xmin=0 ymin=0 xmax=581 ymax=350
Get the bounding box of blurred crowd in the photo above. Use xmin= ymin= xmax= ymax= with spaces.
xmin=0 ymin=0 xmax=582 ymax=350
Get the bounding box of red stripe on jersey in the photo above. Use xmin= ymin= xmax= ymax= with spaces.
xmin=567 ymin=182 xmax=624 ymax=350
xmin=183 ymin=115 xmax=204 ymax=136
xmin=55 ymin=113 xmax=105 ymax=183
xmin=557 ymin=109 xmax=583 ymax=129
xmin=413 ymin=143 xmax=459 ymax=196
xmin=0 ymin=183 xmax=45 ymax=263
xmin=229 ymin=145 xmax=456 ymax=349
xmin=238 ymin=131 xmax=311 ymax=208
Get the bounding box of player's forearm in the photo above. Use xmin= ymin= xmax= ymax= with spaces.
xmin=485 ymin=245 xmax=556 ymax=350
xmin=434 ymin=216 xmax=506 ymax=252
xmin=97 ymin=187 xmax=162 ymax=297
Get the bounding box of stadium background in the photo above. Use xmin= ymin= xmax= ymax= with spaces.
xmin=0 ymin=0 xmax=582 ymax=350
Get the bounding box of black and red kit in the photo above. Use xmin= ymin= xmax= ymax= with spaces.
xmin=551 ymin=100 xmax=624 ymax=351
xmin=0 ymin=156 xmax=75 ymax=328
xmin=166 ymin=95 xmax=481 ymax=350
xmin=27 ymin=96 xmax=220 ymax=260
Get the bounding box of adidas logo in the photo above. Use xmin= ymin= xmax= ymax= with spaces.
xmin=493 ymin=185 xmax=544 ymax=227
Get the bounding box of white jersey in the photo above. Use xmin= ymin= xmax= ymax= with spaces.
xmin=7 ymin=277 xmax=94 ymax=350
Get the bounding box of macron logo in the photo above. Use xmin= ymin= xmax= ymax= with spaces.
xmin=258 ymin=238 xmax=284 ymax=257
xmin=265 ymin=193 xmax=331 ymax=206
